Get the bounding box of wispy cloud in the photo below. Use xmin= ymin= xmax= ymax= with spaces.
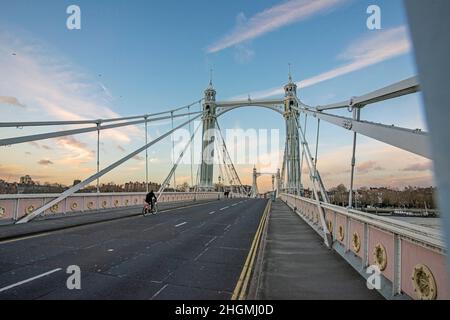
xmin=38 ymin=159 xmax=54 ymax=166
xmin=0 ymin=31 xmax=140 ymax=143
xmin=207 ymin=0 xmax=347 ymax=53
xmin=0 ymin=96 xmax=26 ymax=108
xmin=402 ymin=162 xmax=433 ymax=172
xmin=239 ymin=26 xmax=411 ymax=99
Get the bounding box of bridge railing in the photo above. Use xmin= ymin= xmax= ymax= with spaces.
xmin=0 ymin=192 xmax=222 ymax=224
xmin=280 ymin=193 xmax=450 ymax=300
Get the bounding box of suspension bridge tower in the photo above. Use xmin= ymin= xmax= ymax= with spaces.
xmin=199 ymin=78 xmax=217 ymax=190
xmin=283 ymin=72 xmax=301 ymax=195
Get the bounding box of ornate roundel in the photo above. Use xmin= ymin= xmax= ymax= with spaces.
xmin=114 ymin=200 xmax=119 ymax=207
xmin=352 ymin=232 xmax=361 ymax=253
xmin=50 ymin=204 xmax=59 ymax=213
xmin=125 ymin=199 xmax=129 ymax=206
xmin=338 ymin=225 xmax=345 ymax=241
xmin=25 ymin=205 xmax=35 ymax=215
xmin=134 ymin=198 xmax=138 ymax=205
xmin=70 ymin=202 xmax=78 ymax=211
xmin=0 ymin=206 xmax=6 ymax=218
xmin=87 ymin=201 xmax=94 ymax=210
xmin=327 ymin=220 xmax=333 ymax=233
xmin=102 ymin=200 xmax=107 ymax=208
xmin=412 ymin=264 xmax=437 ymax=300
xmin=373 ymin=243 xmax=388 ymax=271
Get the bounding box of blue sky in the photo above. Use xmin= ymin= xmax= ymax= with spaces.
xmin=0 ymin=0 xmax=433 ymax=191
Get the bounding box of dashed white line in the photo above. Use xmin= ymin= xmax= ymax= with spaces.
xmin=231 ymin=203 xmax=238 ymax=207
xmin=0 ymin=268 xmax=62 ymax=293
xmin=175 ymin=222 xmax=187 ymax=228
xmin=220 ymin=206 xmax=229 ymax=211
xmin=204 ymin=236 xmax=218 ymax=247
xmin=208 ymin=211 xmax=216 ymax=215
xmin=194 ymin=247 xmax=210 ymax=261
xmin=151 ymin=284 xmax=169 ymax=300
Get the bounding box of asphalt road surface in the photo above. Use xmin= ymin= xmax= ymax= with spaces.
xmin=0 ymin=198 xmax=267 ymax=300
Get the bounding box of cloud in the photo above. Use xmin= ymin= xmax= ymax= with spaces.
xmin=402 ymin=162 xmax=433 ymax=172
xmin=207 ymin=0 xmax=347 ymax=53
xmin=239 ymin=26 xmax=412 ymax=99
xmin=0 ymin=96 xmax=26 ymax=108
xmin=38 ymin=159 xmax=53 ymax=166
xmin=0 ymin=31 xmax=141 ymax=143
xmin=356 ymin=161 xmax=384 ymax=174
xmin=133 ymin=155 xmax=144 ymax=161
xmin=117 ymin=145 xmax=126 ymax=152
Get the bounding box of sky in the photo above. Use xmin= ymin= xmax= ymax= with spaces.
xmin=0 ymin=0 xmax=434 ymax=192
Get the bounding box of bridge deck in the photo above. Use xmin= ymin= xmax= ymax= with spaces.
xmin=254 ymin=200 xmax=383 ymax=300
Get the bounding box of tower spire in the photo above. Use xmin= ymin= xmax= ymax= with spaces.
xmin=288 ymin=63 xmax=293 ymax=83
xmin=209 ymin=68 xmax=213 ymax=87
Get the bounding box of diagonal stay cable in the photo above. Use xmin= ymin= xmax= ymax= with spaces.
xmin=16 ymin=113 xmax=202 ymax=224
xmin=157 ymin=121 xmax=202 ymax=200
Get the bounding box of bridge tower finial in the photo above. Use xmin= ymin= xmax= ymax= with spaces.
xmin=288 ymin=63 xmax=292 ymax=83
xmin=209 ymin=68 xmax=213 ymax=87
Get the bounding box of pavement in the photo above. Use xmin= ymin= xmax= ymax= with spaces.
xmin=0 ymin=198 xmax=267 ymax=300
xmin=253 ymin=200 xmax=383 ymax=300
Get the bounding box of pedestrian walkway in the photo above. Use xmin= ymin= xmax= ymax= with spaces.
xmin=253 ymin=200 xmax=383 ymax=300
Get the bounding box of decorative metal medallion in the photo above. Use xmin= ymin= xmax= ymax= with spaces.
xmin=0 ymin=206 xmax=6 ymax=218
xmin=114 ymin=200 xmax=119 ymax=207
xmin=50 ymin=204 xmax=59 ymax=213
xmin=373 ymin=243 xmax=388 ymax=271
xmin=102 ymin=200 xmax=107 ymax=208
xmin=134 ymin=198 xmax=138 ymax=204
xmin=125 ymin=199 xmax=129 ymax=206
xmin=327 ymin=220 xmax=333 ymax=233
xmin=26 ymin=205 xmax=35 ymax=215
xmin=338 ymin=225 xmax=345 ymax=241
xmin=352 ymin=232 xmax=361 ymax=253
xmin=412 ymin=264 xmax=437 ymax=300
xmin=70 ymin=202 xmax=78 ymax=211
xmin=87 ymin=201 xmax=94 ymax=209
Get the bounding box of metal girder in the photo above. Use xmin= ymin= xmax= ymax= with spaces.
xmin=316 ymin=76 xmax=420 ymax=111
xmin=0 ymin=111 xmax=202 ymax=147
xmin=16 ymin=114 xmax=202 ymax=224
xmin=297 ymin=106 xmax=430 ymax=159
xmin=216 ymin=99 xmax=284 ymax=117
xmin=404 ymin=0 xmax=450 ymax=276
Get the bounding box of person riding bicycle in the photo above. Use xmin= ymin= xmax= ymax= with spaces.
xmin=145 ymin=190 xmax=157 ymax=213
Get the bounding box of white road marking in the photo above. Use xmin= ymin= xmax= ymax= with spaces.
xmin=231 ymin=203 xmax=238 ymax=207
xmin=204 ymin=236 xmax=218 ymax=247
xmin=151 ymin=284 xmax=169 ymax=300
xmin=194 ymin=247 xmax=210 ymax=261
xmin=220 ymin=206 xmax=229 ymax=211
xmin=0 ymin=232 xmax=52 ymax=245
xmin=0 ymin=268 xmax=62 ymax=293
xmin=175 ymin=222 xmax=187 ymax=228
xmin=208 ymin=211 xmax=215 ymax=215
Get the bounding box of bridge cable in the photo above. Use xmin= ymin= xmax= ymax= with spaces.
xmin=16 ymin=113 xmax=203 ymax=224
xmin=0 ymin=111 xmax=203 ymax=147
xmin=157 ymin=121 xmax=202 ymax=200
xmin=215 ymin=119 xmax=246 ymax=195
xmin=0 ymin=98 xmax=204 ymax=128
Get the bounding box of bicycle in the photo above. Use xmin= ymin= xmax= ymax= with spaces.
xmin=142 ymin=198 xmax=158 ymax=216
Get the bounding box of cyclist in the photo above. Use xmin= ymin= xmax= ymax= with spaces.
xmin=145 ymin=190 xmax=157 ymax=215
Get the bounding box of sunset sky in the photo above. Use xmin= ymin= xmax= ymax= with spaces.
xmin=0 ymin=0 xmax=434 ymax=192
